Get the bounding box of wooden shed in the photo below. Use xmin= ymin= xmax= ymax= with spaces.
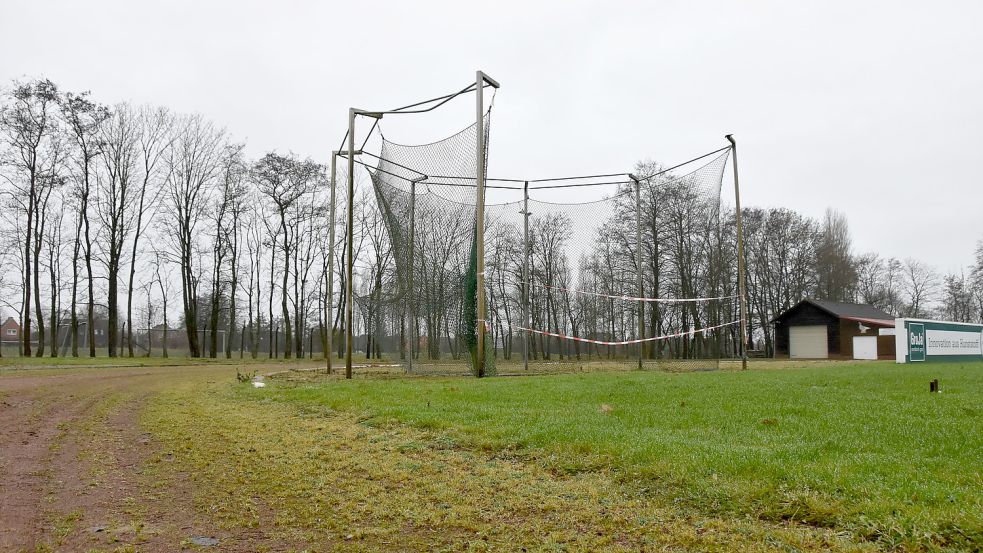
xmin=771 ymin=300 xmax=896 ymax=360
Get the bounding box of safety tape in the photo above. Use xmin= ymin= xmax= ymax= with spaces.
xmin=518 ymin=320 xmax=741 ymax=346
xmin=529 ymin=283 xmax=737 ymax=304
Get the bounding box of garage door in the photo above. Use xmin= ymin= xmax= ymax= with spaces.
xmin=852 ymin=336 xmax=878 ymax=360
xmin=790 ymin=325 xmax=828 ymax=359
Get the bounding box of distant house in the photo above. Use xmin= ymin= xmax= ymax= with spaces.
xmin=771 ymin=300 xmax=896 ymax=360
xmin=1 ymin=317 xmax=20 ymax=342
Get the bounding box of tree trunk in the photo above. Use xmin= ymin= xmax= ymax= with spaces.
xmin=108 ymin=256 xmax=119 ymax=357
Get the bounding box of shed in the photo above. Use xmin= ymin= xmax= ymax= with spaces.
xmin=771 ymin=300 xmax=896 ymax=360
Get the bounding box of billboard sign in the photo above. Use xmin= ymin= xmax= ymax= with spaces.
xmin=896 ymin=318 xmax=983 ymax=363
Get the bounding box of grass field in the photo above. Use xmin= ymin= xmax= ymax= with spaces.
xmin=224 ymin=361 xmax=983 ymax=550
xmin=12 ymin=358 xmax=975 ymax=550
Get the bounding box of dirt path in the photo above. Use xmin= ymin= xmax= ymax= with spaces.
xmin=0 ymin=365 xmax=248 ymax=552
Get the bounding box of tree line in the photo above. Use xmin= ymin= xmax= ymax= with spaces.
xmin=0 ymin=78 xmax=350 ymax=359
xmin=1 ymin=77 xmax=981 ymax=361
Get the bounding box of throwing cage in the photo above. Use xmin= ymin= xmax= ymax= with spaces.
xmin=329 ymin=71 xmax=749 ymax=378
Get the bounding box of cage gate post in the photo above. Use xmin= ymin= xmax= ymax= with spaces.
xmin=726 ymin=134 xmax=750 ymax=370
xmin=345 ymin=109 xmax=356 ymax=379
xmin=474 ymin=71 xmax=493 ymax=377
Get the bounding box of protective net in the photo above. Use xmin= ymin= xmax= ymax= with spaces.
xmin=484 ymin=150 xmax=738 ymax=373
xmin=356 ymin=111 xmax=738 ymax=375
xmin=364 ymin=114 xmax=493 ymax=375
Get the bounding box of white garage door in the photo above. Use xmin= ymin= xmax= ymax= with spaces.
xmin=790 ymin=325 xmax=828 ymax=359
xmin=853 ymin=336 xmax=878 ymax=360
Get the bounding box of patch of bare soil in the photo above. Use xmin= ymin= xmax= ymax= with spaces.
xmin=0 ymin=365 xmax=301 ymax=552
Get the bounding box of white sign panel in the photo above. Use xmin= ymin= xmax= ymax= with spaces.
xmin=925 ymin=329 xmax=983 ymax=356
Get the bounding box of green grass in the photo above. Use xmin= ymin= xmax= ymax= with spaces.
xmin=248 ymin=361 xmax=983 ymax=550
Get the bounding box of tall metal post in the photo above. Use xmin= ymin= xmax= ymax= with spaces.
xmin=326 ymin=152 xmax=337 ymax=374
xmin=474 ymin=71 xmax=488 ymax=378
xmin=632 ymin=175 xmax=644 ymax=370
xmin=407 ymin=178 xmax=418 ymax=373
xmin=345 ymin=110 xmax=356 ymax=379
xmin=522 ymin=181 xmax=530 ymax=371
xmin=726 ymin=134 xmax=750 ymax=370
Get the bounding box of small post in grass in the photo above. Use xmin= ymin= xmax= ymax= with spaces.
xmin=930 ymin=379 xmax=939 ymax=393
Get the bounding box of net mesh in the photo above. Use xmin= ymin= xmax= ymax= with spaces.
xmin=358 ymin=112 xmax=737 ymax=375
xmin=366 ymin=115 xmax=492 ymax=375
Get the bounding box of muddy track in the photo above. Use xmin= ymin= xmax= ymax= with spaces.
xmin=0 ymin=366 xmax=237 ymax=552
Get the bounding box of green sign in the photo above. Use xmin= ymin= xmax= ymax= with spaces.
xmin=897 ymin=318 xmax=983 ymax=363
xmin=908 ymin=323 xmax=925 ymax=362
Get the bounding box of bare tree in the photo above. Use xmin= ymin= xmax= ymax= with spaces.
xmin=97 ymin=104 xmax=142 ymax=356
xmin=901 ymin=258 xmax=939 ymax=317
xmin=815 ymin=208 xmax=856 ymax=302
xmin=222 ymin=144 xmax=248 ymax=358
xmin=972 ymin=240 xmax=983 ymax=322
xmin=61 ymin=91 xmax=109 ymax=357
xmin=940 ymin=272 xmax=975 ymax=322
xmin=254 ymin=152 xmax=318 ymax=359
xmin=152 ymin=250 xmax=173 ymax=358
xmin=124 ymin=106 xmax=171 ymax=357
xmin=244 ymin=209 xmax=263 ymax=358
xmin=163 ymin=115 xmax=225 ymax=357
xmin=0 ymin=79 xmax=61 ymax=356
xmin=44 ymin=189 xmax=68 ymax=356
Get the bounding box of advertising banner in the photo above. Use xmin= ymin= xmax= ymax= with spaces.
xmin=895 ymin=318 xmax=983 ymax=363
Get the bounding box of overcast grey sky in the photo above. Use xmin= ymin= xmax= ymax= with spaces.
xmin=2 ymin=0 xmax=981 ymax=271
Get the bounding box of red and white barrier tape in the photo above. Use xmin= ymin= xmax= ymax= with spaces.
xmin=529 ymin=282 xmax=737 ymax=304
xmin=518 ymin=320 xmax=740 ymax=346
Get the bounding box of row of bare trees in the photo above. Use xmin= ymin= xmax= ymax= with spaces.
xmin=0 ymin=78 xmax=369 ymax=359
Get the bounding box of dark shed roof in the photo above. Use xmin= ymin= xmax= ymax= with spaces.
xmin=771 ymin=299 xmax=894 ymax=324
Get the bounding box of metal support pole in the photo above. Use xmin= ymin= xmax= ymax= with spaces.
xmin=726 ymin=134 xmax=750 ymax=370
xmin=474 ymin=71 xmax=488 ymax=378
xmin=326 ymin=152 xmax=337 ymax=374
xmin=345 ymin=109 xmax=356 ymax=379
xmin=407 ymin=179 xmax=417 ymax=373
xmin=632 ymin=175 xmax=644 ymax=370
xmin=522 ymin=181 xmax=530 ymax=371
